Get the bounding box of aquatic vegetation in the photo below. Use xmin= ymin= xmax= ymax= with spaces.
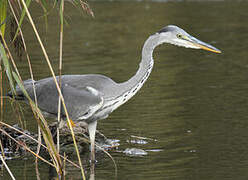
xmin=0 ymin=0 xmax=94 ymax=179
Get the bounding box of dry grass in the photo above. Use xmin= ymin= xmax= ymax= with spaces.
xmin=0 ymin=0 xmax=95 ymax=179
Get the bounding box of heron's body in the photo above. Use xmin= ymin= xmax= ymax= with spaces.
xmin=9 ymin=25 xmax=221 ymax=161
xmin=19 ymin=71 xmax=151 ymax=123
xmin=15 ymin=34 xmax=156 ymax=123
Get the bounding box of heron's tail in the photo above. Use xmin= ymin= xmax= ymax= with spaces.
xmin=7 ymin=79 xmax=36 ymax=100
xmin=7 ymin=90 xmax=25 ymax=100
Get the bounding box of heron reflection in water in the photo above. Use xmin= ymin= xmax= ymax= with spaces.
xmin=8 ymin=25 xmax=221 ymax=162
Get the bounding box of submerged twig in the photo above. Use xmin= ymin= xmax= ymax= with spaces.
xmin=35 ymin=158 xmax=41 ymax=180
xmin=0 ymin=155 xmax=16 ymax=180
xmin=0 ymin=121 xmax=81 ymax=168
xmin=0 ymin=128 xmax=55 ymax=167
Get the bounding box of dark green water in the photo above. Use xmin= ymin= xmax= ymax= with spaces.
xmin=2 ymin=1 xmax=248 ymax=179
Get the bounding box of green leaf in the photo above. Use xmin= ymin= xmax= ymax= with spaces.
xmin=59 ymin=0 xmax=64 ymax=32
xmin=0 ymin=42 xmax=15 ymax=92
xmin=40 ymin=0 xmax=48 ymax=9
xmin=0 ymin=0 xmax=7 ymax=37
xmin=13 ymin=0 xmax=32 ymax=41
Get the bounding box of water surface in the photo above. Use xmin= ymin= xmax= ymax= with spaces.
xmin=2 ymin=1 xmax=248 ymax=179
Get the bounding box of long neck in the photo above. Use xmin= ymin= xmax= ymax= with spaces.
xmin=119 ymin=34 xmax=160 ymax=95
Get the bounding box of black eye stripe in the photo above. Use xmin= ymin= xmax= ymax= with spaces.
xmin=158 ymin=26 xmax=174 ymax=34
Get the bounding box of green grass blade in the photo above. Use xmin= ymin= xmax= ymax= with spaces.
xmin=0 ymin=0 xmax=7 ymax=37
xmin=59 ymin=2 xmax=64 ymax=30
xmin=40 ymin=0 xmax=47 ymax=9
xmin=39 ymin=0 xmax=48 ymax=32
xmin=0 ymin=42 xmax=15 ymax=92
xmin=13 ymin=0 xmax=32 ymax=41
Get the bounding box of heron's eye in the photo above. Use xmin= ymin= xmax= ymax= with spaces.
xmin=177 ymin=34 xmax=183 ymax=39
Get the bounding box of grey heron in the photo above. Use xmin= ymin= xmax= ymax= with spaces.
xmin=8 ymin=25 xmax=221 ymax=162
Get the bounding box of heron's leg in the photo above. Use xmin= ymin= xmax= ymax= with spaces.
xmin=88 ymin=120 xmax=97 ymax=162
xmin=69 ymin=119 xmax=76 ymax=127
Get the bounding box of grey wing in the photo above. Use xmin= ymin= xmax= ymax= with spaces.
xmin=24 ymin=80 xmax=103 ymax=121
xmin=61 ymin=85 xmax=103 ymax=121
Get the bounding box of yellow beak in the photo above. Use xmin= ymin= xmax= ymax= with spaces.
xmin=185 ymin=35 xmax=221 ymax=54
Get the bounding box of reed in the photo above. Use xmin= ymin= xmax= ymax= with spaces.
xmin=0 ymin=155 xmax=15 ymax=180
xmin=0 ymin=0 xmax=95 ymax=179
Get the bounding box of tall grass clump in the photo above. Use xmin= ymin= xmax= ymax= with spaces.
xmin=0 ymin=0 xmax=94 ymax=179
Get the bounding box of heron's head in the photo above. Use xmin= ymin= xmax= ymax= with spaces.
xmin=156 ymin=25 xmax=221 ymax=53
